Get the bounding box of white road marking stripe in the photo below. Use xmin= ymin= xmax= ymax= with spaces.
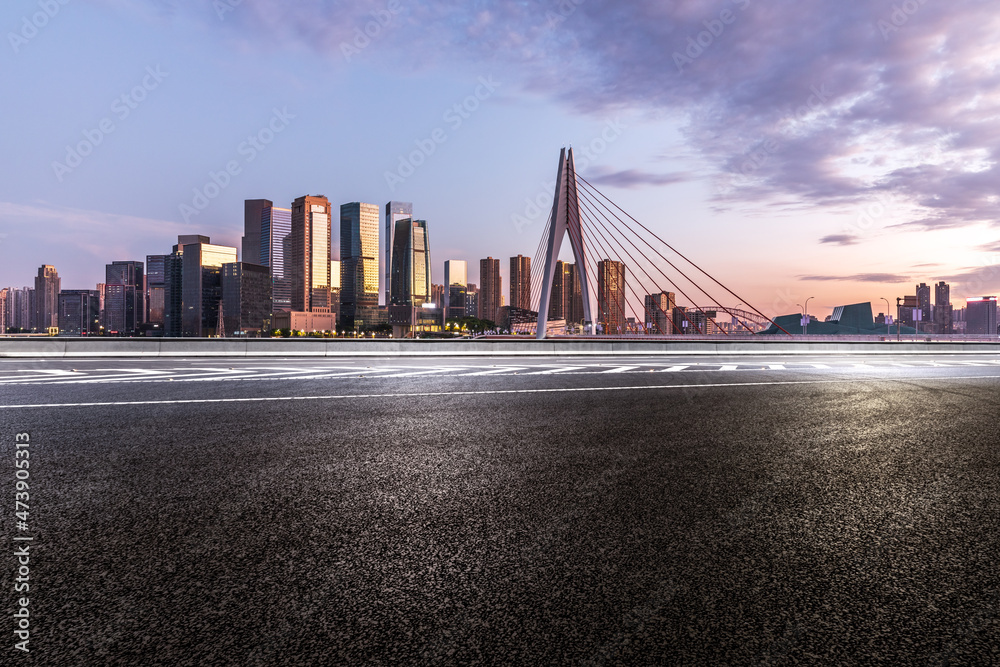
xmin=460 ymin=367 xmax=527 ymax=376
xmin=768 ymin=364 xmax=786 ymax=370
xmin=3 ymin=374 xmax=999 ymax=410
xmin=719 ymin=365 xmax=738 ymax=371
xmin=376 ymin=367 xmax=470 ymax=378
xmin=527 ymin=366 xmax=585 ymax=374
xmin=603 ymin=366 xmax=639 ymax=373
xmin=660 ymin=366 xmax=689 ymax=372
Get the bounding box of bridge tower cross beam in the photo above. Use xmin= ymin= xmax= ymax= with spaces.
xmin=537 ymin=148 xmax=594 ymax=339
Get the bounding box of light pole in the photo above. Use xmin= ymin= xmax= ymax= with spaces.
xmin=801 ymin=296 xmax=814 ymax=334
xmin=880 ymin=297 xmax=890 ymax=339
xmin=895 ymin=297 xmax=902 ymax=341
xmin=796 ymin=303 xmax=804 ymax=335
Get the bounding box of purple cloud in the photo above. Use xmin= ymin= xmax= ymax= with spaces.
xmin=819 ymin=234 xmax=859 ymax=246
xmin=123 ymin=0 xmax=1000 ymax=231
xmin=586 ymin=167 xmax=687 ymax=189
xmin=800 ymin=273 xmax=910 ymax=283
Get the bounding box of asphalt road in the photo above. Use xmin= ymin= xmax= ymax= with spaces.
xmin=1 ymin=353 xmax=999 ymax=665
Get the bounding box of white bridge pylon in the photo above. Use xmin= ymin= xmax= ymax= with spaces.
xmin=536 ymin=148 xmax=594 ymax=339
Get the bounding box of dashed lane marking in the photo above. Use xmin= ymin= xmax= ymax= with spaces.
xmin=3 ymin=375 xmax=999 ymax=410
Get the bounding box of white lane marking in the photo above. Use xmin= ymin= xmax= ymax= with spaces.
xmin=4 ymin=374 xmax=1000 ymax=410
xmin=660 ymin=366 xmax=689 ymax=372
xmin=460 ymin=367 xmax=527 ymax=376
xmin=376 ymin=367 xmax=470 ymax=378
xmin=527 ymin=366 xmax=586 ymax=374
xmin=719 ymin=365 xmax=738 ymax=371
xmin=809 ymin=363 xmax=831 ymax=369
xmin=768 ymin=364 xmax=786 ymax=370
xmin=603 ymin=366 xmax=639 ymax=373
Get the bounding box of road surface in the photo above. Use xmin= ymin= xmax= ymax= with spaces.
xmin=1 ymin=353 xmax=998 ymax=664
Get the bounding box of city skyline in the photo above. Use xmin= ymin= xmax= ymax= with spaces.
xmin=4 ymin=2 xmax=1000 ymax=317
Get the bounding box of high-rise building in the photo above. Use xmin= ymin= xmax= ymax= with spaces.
xmin=58 ymin=290 xmax=101 ymax=335
xmin=104 ymin=261 xmax=144 ymax=335
xmin=0 ymin=288 xmax=6 ymax=333
xmin=164 ymin=236 xmax=210 ymax=336
xmin=966 ymin=296 xmax=998 ymax=335
xmin=431 ymin=283 xmax=444 ymax=308
xmin=644 ymin=291 xmax=676 ymax=334
xmin=330 ymin=259 xmax=341 ymax=316
xmin=444 ymin=260 xmax=467 ymax=322
xmin=897 ymin=294 xmax=919 ymax=329
xmin=163 ymin=236 xmax=236 ymax=337
xmin=916 ymin=282 xmax=931 ymax=330
xmin=146 ymin=255 xmax=167 ymax=327
xmin=32 ymin=265 xmax=60 ymax=332
xmin=934 ymin=281 xmax=953 ymax=334
xmin=510 ymin=255 xmax=531 ymax=310
xmin=221 ymin=262 xmax=272 ymax=336
xmin=340 ymin=202 xmax=380 ymax=329
xmin=390 ymin=219 xmax=432 ymax=306
xmin=291 ymin=195 xmax=333 ymax=313
xmin=242 ymin=199 xmax=269 ymax=266
xmin=597 ymin=259 xmax=627 ymax=335
xmin=478 ymin=258 xmax=501 ymax=322
xmin=465 ymin=284 xmax=479 ymax=318
xmin=244 ymin=199 xmax=292 ymax=313
xmin=548 ymin=260 xmax=584 ymax=325
xmin=4 ymin=287 xmax=33 ymax=332
xmin=384 ymin=201 xmax=413 ymax=305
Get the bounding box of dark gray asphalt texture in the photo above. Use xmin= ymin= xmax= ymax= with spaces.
xmin=1 ymin=353 xmax=999 ymax=665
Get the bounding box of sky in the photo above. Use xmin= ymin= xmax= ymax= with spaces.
xmin=2 ymin=0 xmax=1000 ymax=318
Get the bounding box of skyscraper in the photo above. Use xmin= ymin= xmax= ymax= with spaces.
xmin=58 ymin=290 xmax=100 ymax=335
xmin=242 ymin=199 xmax=268 ymax=266
xmin=164 ymin=236 xmax=237 ymax=337
xmin=384 ymin=201 xmax=412 ymax=305
xmin=934 ymin=281 xmax=952 ymax=334
xmin=341 ymin=201 xmax=380 ymax=329
xmin=221 ymin=262 xmax=271 ymax=336
xmin=598 ymin=259 xmax=627 ymax=335
xmin=5 ymin=287 xmax=32 ymax=332
xmin=146 ymin=254 xmax=167 ymax=327
xmin=390 ymin=218 xmax=431 ymax=306
xmin=330 ymin=259 xmax=341 ymax=316
xmin=644 ymin=291 xmax=676 ymax=334
xmin=916 ymin=282 xmax=931 ymax=330
xmin=290 ymin=195 xmax=333 ymax=313
xmin=548 ymin=261 xmax=584 ymax=325
xmin=966 ymin=296 xmax=998 ymax=335
xmin=244 ymin=199 xmax=292 ymax=313
xmin=509 ymin=255 xmax=531 ymax=310
xmin=104 ymin=261 xmax=144 ymax=335
xmin=465 ymin=284 xmax=479 ymax=318
xmin=478 ymin=258 xmax=501 ymax=322
xmin=33 ymin=265 xmax=60 ymax=332
xmin=444 ymin=260 xmax=467 ymax=322
xmin=0 ymin=289 xmax=6 ymax=333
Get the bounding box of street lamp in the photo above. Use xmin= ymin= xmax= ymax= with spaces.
xmin=797 ymin=297 xmax=814 ymax=334
xmin=796 ymin=303 xmax=804 ymax=335
xmin=880 ymin=297 xmax=890 ymax=338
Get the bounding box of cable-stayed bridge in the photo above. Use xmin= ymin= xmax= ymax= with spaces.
xmin=526 ymin=148 xmax=790 ymax=337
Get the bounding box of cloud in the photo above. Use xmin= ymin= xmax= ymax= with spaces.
xmin=120 ymin=0 xmax=1000 ymax=231
xmin=799 ymin=273 xmax=910 ymax=283
xmin=819 ymin=234 xmax=859 ymax=246
xmin=937 ymin=263 xmax=1000 ymax=298
xmin=0 ymin=201 xmax=196 ymax=261
xmin=585 ymin=167 xmax=687 ymax=189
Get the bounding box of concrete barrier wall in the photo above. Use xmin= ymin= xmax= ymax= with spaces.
xmin=0 ymin=337 xmax=999 ymax=358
